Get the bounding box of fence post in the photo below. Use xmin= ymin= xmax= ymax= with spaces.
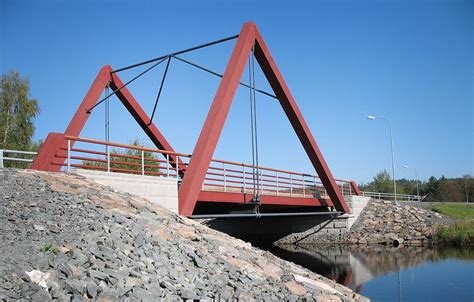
xmin=276 ymin=171 xmax=279 ymax=196
xmin=106 ymin=145 xmax=110 ymax=173
xmin=290 ymin=174 xmax=293 ymax=197
xmin=141 ymin=150 xmax=144 ymax=176
xmin=223 ymin=162 xmax=227 ymax=192
xmin=166 ymin=154 xmax=170 ymax=177
xmin=0 ymin=149 xmax=4 ymax=168
xmin=175 ymin=155 xmax=179 ymax=180
xmin=242 ymin=164 xmax=246 ymax=194
xmin=302 ymin=174 xmax=305 ymax=198
xmin=67 ymin=139 xmax=71 ymax=171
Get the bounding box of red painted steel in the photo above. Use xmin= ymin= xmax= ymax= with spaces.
xmin=109 ymin=72 xmax=185 ymax=173
xmin=178 ymin=22 xmax=257 ymax=215
xmin=197 ymin=191 xmax=334 ymax=207
xmin=178 ymin=21 xmax=349 ymax=215
xmin=33 ymin=22 xmax=353 ymax=216
xmin=31 ymin=132 xmax=66 ymax=171
xmin=32 ymin=66 xmax=183 ymax=173
xmin=252 ymin=26 xmax=349 ymax=213
xmin=350 ymin=181 xmax=362 ymax=196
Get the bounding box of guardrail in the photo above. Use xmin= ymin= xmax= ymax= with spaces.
xmin=2 ymin=137 xmax=359 ymax=200
xmin=0 ymin=149 xmax=37 ymax=168
xmin=54 ymin=136 xmax=356 ymax=199
xmin=361 ymin=191 xmax=421 ymax=202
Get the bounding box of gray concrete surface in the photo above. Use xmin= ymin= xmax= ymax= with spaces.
xmin=72 ymin=169 xmax=179 ymax=213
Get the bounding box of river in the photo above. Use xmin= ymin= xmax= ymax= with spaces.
xmin=261 ymin=244 xmax=474 ymax=302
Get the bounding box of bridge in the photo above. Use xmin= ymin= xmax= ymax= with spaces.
xmin=31 ymin=134 xmax=362 ymax=217
xmin=16 ymin=21 xmax=398 ymax=219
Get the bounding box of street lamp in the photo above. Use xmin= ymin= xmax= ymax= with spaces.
xmin=403 ymin=165 xmax=419 ymax=198
xmin=367 ymin=115 xmax=397 ymax=202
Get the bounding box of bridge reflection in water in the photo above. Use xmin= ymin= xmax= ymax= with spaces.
xmin=258 ymin=244 xmax=474 ymax=295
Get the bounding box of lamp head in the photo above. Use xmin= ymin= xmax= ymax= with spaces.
xmin=367 ymin=115 xmax=376 ymax=120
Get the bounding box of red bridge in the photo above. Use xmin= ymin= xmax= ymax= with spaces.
xmin=31 ymin=22 xmax=361 ymax=217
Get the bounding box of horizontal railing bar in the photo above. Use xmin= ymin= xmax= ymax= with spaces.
xmin=1 ymin=150 xmax=37 ymax=155
xmin=1 ymin=157 xmax=34 ymax=162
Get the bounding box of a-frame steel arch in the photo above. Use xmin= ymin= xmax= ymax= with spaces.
xmin=178 ymin=21 xmax=349 ymax=215
xmin=31 ymin=21 xmax=350 ymax=216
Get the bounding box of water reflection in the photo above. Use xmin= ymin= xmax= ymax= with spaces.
xmin=262 ymin=244 xmax=474 ymax=300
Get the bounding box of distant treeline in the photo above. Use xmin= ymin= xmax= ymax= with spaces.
xmin=359 ymin=170 xmax=473 ymax=203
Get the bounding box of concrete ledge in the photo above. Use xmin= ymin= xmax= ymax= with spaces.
xmin=72 ymin=169 xmax=179 ymax=213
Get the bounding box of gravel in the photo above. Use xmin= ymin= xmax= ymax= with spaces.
xmin=0 ymin=168 xmax=367 ymax=301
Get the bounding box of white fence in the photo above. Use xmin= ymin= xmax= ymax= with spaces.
xmin=0 ymin=149 xmax=37 ymax=168
xmin=361 ymin=191 xmax=422 ymax=202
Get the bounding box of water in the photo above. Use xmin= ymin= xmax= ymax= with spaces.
xmin=263 ymin=245 xmax=474 ymax=302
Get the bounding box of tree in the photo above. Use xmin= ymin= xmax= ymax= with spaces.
xmin=0 ymin=71 xmax=40 ymax=150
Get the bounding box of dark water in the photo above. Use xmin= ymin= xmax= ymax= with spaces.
xmin=263 ymin=244 xmax=474 ymax=302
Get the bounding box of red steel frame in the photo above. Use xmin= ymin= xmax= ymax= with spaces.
xmin=32 ymin=21 xmax=353 ymax=216
xmin=179 ymin=21 xmax=349 ymax=215
xmin=32 ymin=65 xmax=184 ymax=173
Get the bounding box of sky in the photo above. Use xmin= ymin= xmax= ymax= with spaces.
xmin=1 ymin=0 xmax=472 ymax=183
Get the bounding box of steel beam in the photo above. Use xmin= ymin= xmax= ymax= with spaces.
xmin=197 ymin=191 xmax=334 ymax=207
xmin=178 ymin=22 xmax=257 ymax=216
xmin=178 ymin=21 xmax=349 ymax=215
xmin=32 ymin=65 xmax=182 ymax=173
xmin=253 ymin=27 xmax=349 ymax=213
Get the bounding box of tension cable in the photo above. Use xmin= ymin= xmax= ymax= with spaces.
xmin=149 ymin=56 xmax=172 ymax=125
xmin=86 ymin=56 xmax=168 ymax=114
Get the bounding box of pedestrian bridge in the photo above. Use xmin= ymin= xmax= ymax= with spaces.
xmin=30 ymin=135 xmax=362 ymax=218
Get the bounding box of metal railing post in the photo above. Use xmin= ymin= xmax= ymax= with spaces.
xmin=242 ymin=164 xmax=246 ymax=194
xmin=106 ymin=145 xmax=110 ymax=173
xmin=175 ymin=156 xmax=179 ymax=180
xmin=1 ymin=149 xmax=4 ymax=168
xmin=223 ymin=162 xmax=227 ymax=192
xmin=67 ymin=139 xmax=71 ymax=171
xmin=313 ymin=176 xmax=317 ymax=197
xmin=290 ymin=174 xmax=293 ymax=197
xmin=276 ymin=171 xmax=279 ymax=196
xmin=166 ymin=154 xmax=170 ymax=177
xmin=141 ymin=150 xmax=145 ymax=176
xmin=302 ymin=174 xmax=305 ymax=198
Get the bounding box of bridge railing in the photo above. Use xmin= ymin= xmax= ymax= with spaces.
xmin=361 ymin=191 xmax=421 ymax=202
xmin=0 ymin=149 xmax=37 ymax=168
xmin=4 ymin=136 xmax=357 ymax=200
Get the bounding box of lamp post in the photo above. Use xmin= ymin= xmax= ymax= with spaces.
xmin=403 ymin=165 xmax=419 ymax=199
xmin=367 ymin=115 xmax=397 ymax=202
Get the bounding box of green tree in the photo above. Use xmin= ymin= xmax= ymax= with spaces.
xmin=0 ymin=71 xmax=40 ymax=150
xmin=82 ymin=139 xmax=163 ymax=175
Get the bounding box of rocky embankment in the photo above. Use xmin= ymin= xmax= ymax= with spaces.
xmin=348 ymin=199 xmax=450 ymax=246
xmin=0 ymin=169 xmax=367 ymax=301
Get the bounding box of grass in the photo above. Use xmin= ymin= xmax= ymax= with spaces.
xmin=430 ymin=203 xmax=474 ymax=219
xmin=39 ymin=244 xmax=60 ymax=255
xmin=429 ymin=203 xmax=474 ymax=245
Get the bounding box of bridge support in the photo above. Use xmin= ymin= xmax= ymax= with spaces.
xmin=179 ymin=21 xmax=350 ymax=215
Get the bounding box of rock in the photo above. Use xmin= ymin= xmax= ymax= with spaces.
xmin=31 ymin=289 xmax=52 ymax=302
xmin=0 ymin=169 xmax=366 ymax=302
xmin=285 ymin=282 xmax=307 ymax=296
xmin=25 ymin=270 xmax=50 ymax=289
xmin=33 ymin=224 xmax=46 ymax=231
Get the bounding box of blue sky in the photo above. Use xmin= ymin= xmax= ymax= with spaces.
xmin=1 ymin=0 xmax=472 ymax=183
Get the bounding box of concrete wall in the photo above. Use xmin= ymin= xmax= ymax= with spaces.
xmin=72 ymin=169 xmax=178 ymax=213
xmin=346 ymin=195 xmax=371 ymax=230
xmin=203 ymin=214 xmax=349 ymax=244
